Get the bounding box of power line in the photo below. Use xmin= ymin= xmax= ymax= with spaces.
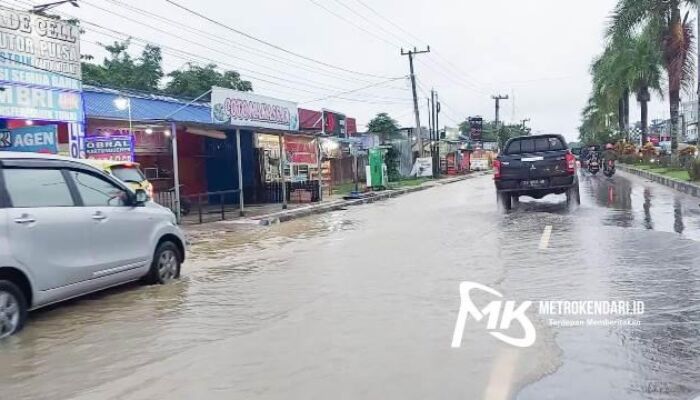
xmin=161 ymin=0 xmax=396 ymax=79
xmin=308 ymin=0 xmax=399 ymax=48
xmin=302 ymin=77 xmax=407 ymax=103
xmin=102 ymin=0 xmax=391 ymax=87
xmin=14 ymin=0 xmax=410 ymax=104
xmin=78 ymin=0 xmax=384 ymax=95
xmin=329 ymin=0 xmax=408 ymax=47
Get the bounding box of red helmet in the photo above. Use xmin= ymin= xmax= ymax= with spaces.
xmin=606 ymin=143 xmax=614 ymax=150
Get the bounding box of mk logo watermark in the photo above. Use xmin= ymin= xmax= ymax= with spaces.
xmin=451 ymin=282 xmax=536 ymax=348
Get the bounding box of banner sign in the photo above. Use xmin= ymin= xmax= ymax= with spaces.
xmin=323 ymin=109 xmax=347 ymax=137
xmin=0 ymin=125 xmax=58 ymax=153
xmin=469 ymin=117 xmax=483 ymax=141
xmin=0 ymin=8 xmax=81 ymax=84
xmin=411 ymin=157 xmax=433 ymax=177
xmin=285 ymin=136 xmax=317 ymax=164
xmin=211 ymin=87 xmax=299 ymax=131
xmin=0 ymin=83 xmax=83 ymax=122
xmin=85 ymin=135 xmax=134 ymax=161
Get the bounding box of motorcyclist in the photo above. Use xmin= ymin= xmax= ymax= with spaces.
xmin=587 ymin=145 xmax=600 ymax=164
xmin=601 ymin=143 xmax=618 ymax=163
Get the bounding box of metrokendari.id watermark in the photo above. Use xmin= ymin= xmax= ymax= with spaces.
xmin=451 ymin=282 xmax=646 ymax=349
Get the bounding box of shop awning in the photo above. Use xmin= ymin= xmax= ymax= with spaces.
xmin=83 ymin=86 xmax=212 ymax=124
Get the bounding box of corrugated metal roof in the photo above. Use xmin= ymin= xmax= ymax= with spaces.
xmin=83 ymin=86 xmax=212 ymax=124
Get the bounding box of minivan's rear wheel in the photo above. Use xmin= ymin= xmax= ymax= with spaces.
xmin=0 ymin=280 xmax=27 ymax=339
xmin=146 ymin=242 xmax=181 ymax=285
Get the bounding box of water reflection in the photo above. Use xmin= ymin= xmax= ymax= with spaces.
xmin=644 ymin=188 xmax=653 ymax=230
xmin=674 ymin=199 xmax=685 ymax=234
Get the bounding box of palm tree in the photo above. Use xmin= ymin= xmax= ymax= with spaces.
xmin=624 ymin=28 xmax=664 ymax=145
xmin=608 ymin=0 xmax=696 ymax=152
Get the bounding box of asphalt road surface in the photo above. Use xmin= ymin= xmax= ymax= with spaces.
xmin=1 ymin=170 xmax=699 ymax=400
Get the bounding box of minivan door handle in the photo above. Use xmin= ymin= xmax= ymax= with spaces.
xmin=14 ymin=215 xmax=36 ymax=224
xmin=92 ymin=212 xmax=107 ymax=221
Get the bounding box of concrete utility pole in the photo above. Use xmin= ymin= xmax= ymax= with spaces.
xmin=492 ymin=95 xmax=509 ymax=130
xmin=401 ymin=46 xmax=430 ymax=158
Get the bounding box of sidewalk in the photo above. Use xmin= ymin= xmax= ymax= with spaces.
xmin=183 ymin=174 xmax=479 ymax=234
xmin=619 ymin=164 xmax=700 ymax=197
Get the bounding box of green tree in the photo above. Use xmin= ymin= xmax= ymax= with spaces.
xmin=165 ymin=63 xmax=253 ymax=100
xmin=625 ymin=27 xmax=664 ymax=144
xmin=82 ymin=40 xmax=163 ymax=91
xmin=608 ymin=0 xmax=696 ymax=151
xmin=367 ymin=112 xmax=401 ymax=142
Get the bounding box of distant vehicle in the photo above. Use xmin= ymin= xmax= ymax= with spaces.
xmin=588 ymin=152 xmax=601 ymax=175
xmin=0 ymin=152 xmax=186 ymax=339
xmin=493 ymin=134 xmax=580 ymax=210
xmin=84 ymin=159 xmax=154 ymax=199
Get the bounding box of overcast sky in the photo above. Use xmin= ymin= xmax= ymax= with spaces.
xmin=9 ymin=0 xmax=678 ymax=140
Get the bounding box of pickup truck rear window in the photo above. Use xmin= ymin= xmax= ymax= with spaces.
xmin=505 ymin=137 xmax=565 ymax=154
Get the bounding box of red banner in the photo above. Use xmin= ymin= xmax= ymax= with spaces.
xmin=285 ymin=136 xmax=317 ymax=164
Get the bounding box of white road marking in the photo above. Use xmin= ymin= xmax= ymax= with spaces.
xmin=539 ymin=225 xmax=553 ymax=250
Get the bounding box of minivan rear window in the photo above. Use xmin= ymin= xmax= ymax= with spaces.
xmin=505 ymin=137 xmax=565 ymax=154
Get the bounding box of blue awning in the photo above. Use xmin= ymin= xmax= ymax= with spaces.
xmin=82 ymin=86 xmax=212 ymax=124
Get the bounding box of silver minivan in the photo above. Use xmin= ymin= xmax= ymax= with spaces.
xmin=0 ymin=152 xmax=187 ymax=338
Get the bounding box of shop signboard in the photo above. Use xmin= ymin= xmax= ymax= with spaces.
xmin=468 ymin=117 xmax=483 ymax=140
xmin=285 ymin=135 xmax=317 ymax=164
xmin=85 ymin=135 xmax=134 ymax=161
xmin=0 ymin=8 xmax=81 ymax=84
xmin=211 ymin=87 xmax=299 ymax=131
xmin=0 ymin=85 xmax=83 ymax=122
xmin=323 ymin=109 xmax=347 ymax=137
xmin=0 ymin=125 xmax=58 ymax=153
xmin=0 ymin=8 xmax=82 ymax=125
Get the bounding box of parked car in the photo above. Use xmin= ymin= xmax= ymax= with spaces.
xmin=84 ymin=159 xmax=154 ymax=199
xmin=0 ymin=152 xmax=186 ymax=338
xmin=493 ymin=134 xmax=580 ymax=210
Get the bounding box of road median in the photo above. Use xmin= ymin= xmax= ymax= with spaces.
xmin=619 ymin=164 xmax=700 ymax=197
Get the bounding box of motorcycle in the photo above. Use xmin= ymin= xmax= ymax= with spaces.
xmin=587 ymin=154 xmax=601 ymax=175
xmin=167 ymin=185 xmax=192 ymax=216
xmin=603 ymin=159 xmax=616 ymax=178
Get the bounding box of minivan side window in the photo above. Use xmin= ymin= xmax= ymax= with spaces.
xmin=3 ymin=168 xmax=75 ymax=208
xmin=69 ymin=171 xmax=128 ymax=207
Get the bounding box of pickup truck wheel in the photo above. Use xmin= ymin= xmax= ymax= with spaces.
xmin=498 ymin=192 xmax=512 ymax=211
xmin=566 ymin=185 xmax=581 ymax=207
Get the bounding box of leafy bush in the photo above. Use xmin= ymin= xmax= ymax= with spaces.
xmin=688 ymin=158 xmax=700 ymax=181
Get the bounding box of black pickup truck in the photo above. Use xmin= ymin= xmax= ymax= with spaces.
xmin=493 ymin=134 xmax=580 ymax=210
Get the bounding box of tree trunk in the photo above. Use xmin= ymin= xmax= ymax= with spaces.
xmin=670 ymin=86 xmax=680 ymax=151
xmin=618 ymin=97 xmax=625 ymax=133
xmin=623 ymin=88 xmax=630 ymax=133
xmin=641 ymin=99 xmax=648 ymax=145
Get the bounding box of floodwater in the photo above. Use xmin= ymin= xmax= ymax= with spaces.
xmin=1 ymin=171 xmax=699 ymax=400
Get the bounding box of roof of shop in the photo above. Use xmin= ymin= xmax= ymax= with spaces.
xmin=83 ymin=86 xmax=212 ymax=124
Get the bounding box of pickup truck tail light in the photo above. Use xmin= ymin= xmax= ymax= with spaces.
xmin=493 ymin=159 xmax=502 ymax=179
xmin=565 ymin=152 xmax=576 ymax=174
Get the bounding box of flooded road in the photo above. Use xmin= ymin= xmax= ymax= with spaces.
xmin=1 ymin=171 xmax=700 ymax=400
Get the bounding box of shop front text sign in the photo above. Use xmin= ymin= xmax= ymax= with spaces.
xmin=0 ymin=8 xmax=81 ymax=85
xmin=85 ymin=135 xmax=134 ymax=162
xmin=0 ymin=85 xmax=83 ymax=122
xmin=211 ymin=87 xmax=299 ymax=131
xmin=0 ymin=125 xmax=58 ymax=154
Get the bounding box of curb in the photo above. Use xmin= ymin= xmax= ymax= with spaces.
xmin=249 ymin=174 xmax=478 ymax=226
xmin=619 ymin=164 xmax=700 ymax=197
